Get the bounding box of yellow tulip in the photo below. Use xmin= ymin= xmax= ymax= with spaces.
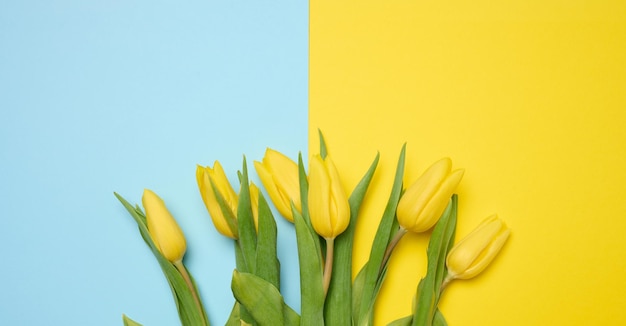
xmin=446 ymin=215 xmax=511 ymax=280
xmin=396 ymin=158 xmax=464 ymax=233
xmin=308 ymin=154 xmax=350 ymax=239
xmin=142 ymin=189 xmax=187 ymax=263
xmin=249 ymin=182 xmax=260 ymax=232
xmin=196 ymin=161 xmax=238 ymax=239
xmin=254 ymin=148 xmax=301 ymax=222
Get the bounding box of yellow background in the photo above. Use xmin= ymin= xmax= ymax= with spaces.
xmin=310 ymin=1 xmax=626 ymax=325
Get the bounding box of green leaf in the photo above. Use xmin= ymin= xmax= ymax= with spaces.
xmin=255 ymin=192 xmax=280 ymax=288
xmin=234 ymin=240 xmax=253 ymax=325
xmin=208 ymin=174 xmax=239 ymax=238
xmin=412 ymin=196 xmax=457 ymax=326
xmin=433 ymin=310 xmax=448 ymax=326
xmin=237 ymin=157 xmax=258 ymax=275
xmin=355 ymin=145 xmax=406 ymax=326
xmin=232 ymin=270 xmax=292 ymax=326
xmin=318 ymin=129 xmax=328 ymax=159
xmin=293 ymin=207 xmax=325 ymax=326
xmin=297 ymin=153 xmax=314 ymax=232
xmin=224 ymin=302 xmax=240 ymax=326
xmin=283 ymin=305 xmax=301 ymax=326
xmin=325 ymin=153 xmax=379 ymax=326
xmin=114 ymin=193 xmax=210 ymax=326
xmin=351 ymin=263 xmax=368 ymax=325
xmin=387 ymin=315 xmax=412 ymax=326
xmin=122 ymin=314 xmax=143 ymax=326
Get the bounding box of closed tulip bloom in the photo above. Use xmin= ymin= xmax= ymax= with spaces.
xmin=308 ymin=154 xmax=350 ymax=239
xmin=196 ymin=161 xmax=238 ymax=239
xmin=446 ymin=215 xmax=511 ymax=280
xmin=396 ymin=158 xmax=464 ymax=233
xmin=142 ymin=189 xmax=187 ymax=263
xmin=254 ymin=149 xmax=301 ymax=222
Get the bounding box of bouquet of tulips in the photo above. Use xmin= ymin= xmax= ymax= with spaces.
xmin=115 ymin=133 xmax=510 ymax=326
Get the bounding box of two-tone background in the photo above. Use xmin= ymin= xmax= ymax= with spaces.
xmin=2 ymin=1 xmax=625 ymax=325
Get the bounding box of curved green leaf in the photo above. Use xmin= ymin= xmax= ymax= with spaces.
xmin=255 ymin=192 xmax=280 ymax=288
xmin=293 ymin=207 xmax=325 ymax=326
xmin=355 ymin=145 xmax=406 ymax=326
xmin=122 ymin=314 xmax=142 ymax=326
xmin=231 ymin=270 xmax=292 ymax=326
xmin=412 ymin=196 xmax=457 ymax=326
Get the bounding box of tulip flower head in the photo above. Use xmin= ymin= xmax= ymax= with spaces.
xmin=196 ymin=161 xmax=239 ymax=239
xmin=446 ymin=215 xmax=511 ymax=280
xmin=254 ymin=148 xmax=301 ymax=222
xmin=308 ymin=154 xmax=350 ymax=239
xmin=142 ymin=189 xmax=187 ymax=263
xmin=397 ymin=158 xmax=464 ymax=233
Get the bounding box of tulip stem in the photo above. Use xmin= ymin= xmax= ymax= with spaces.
xmin=380 ymin=227 xmax=408 ymax=275
xmin=322 ymin=237 xmax=335 ymax=297
xmin=174 ymin=260 xmax=207 ymax=326
xmin=440 ymin=274 xmax=454 ymax=294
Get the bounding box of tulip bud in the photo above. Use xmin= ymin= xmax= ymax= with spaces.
xmin=254 ymin=148 xmax=301 ymax=222
xmin=396 ymin=158 xmax=464 ymax=233
xmin=446 ymin=215 xmax=511 ymax=280
xmin=142 ymin=189 xmax=187 ymax=263
xmin=308 ymin=154 xmax=350 ymax=239
xmin=196 ymin=161 xmax=238 ymax=239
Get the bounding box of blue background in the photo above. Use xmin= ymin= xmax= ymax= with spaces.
xmin=0 ymin=1 xmax=307 ymax=325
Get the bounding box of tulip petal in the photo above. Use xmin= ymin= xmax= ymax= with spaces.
xmin=309 ymin=155 xmax=333 ymax=237
xmin=460 ymin=228 xmax=511 ymax=279
xmin=325 ymin=156 xmax=349 ymax=236
xmin=446 ymin=215 xmax=511 ymax=280
xmin=142 ymin=189 xmax=187 ymax=263
xmin=396 ymin=158 xmax=464 ymax=233
xmin=397 ymin=159 xmax=451 ymax=229
xmin=254 ymin=160 xmax=291 ymax=220
xmin=196 ymin=163 xmax=238 ymax=239
xmin=253 ymin=149 xmax=301 ymax=222
xmin=413 ymin=168 xmax=465 ymax=232
xmin=265 ymin=149 xmax=301 ymax=212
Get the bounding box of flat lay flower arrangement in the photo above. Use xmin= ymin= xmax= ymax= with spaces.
xmin=115 ymin=133 xmax=510 ymax=326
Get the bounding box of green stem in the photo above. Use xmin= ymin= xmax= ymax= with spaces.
xmin=439 ymin=273 xmax=454 ymax=294
xmin=379 ymin=227 xmax=407 ymax=275
xmin=174 ymin=260 xmax=207 ymax=326
xmin=323 ymin=237 xmax=335 ymax=297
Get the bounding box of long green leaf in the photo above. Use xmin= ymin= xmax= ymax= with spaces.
xmin=237 ymin=157 xmax=257 ymax=275
xmin=293 ymin=207 xmax=325 ymax=326
xmin=234 ymin=159 xmax=257 ymax=325
xmin=283 ymin=305 xmax=301 ymax=326
xmin=255 ymin=192 xmax=280 ymax=288
xmin=355 ymin=145 xmax=406 ymax=326
xmin=412 ymin=196 xmax=457 ymax=326
xmin=297 ymin=153 xmax=314 ymax=232
xmin=351 ymin=263 xmax=368 ymax=325
xmin=122 ymin=314 xmax=143 ymax=326
xmin=319 ymin=129 xmax=328 ymax=159
xmin=325 ymin=153 xmax=380 ymax=326
xmin=433 ymin=310 xmax=448 ymax=326
xmin=387 ymin=315 xmax=412 ymax=326
xmin=224 ymin=302 xmax=240 ymax=326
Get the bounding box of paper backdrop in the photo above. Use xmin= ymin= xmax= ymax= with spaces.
xmin=3 ymin=1 xmax=625 ymax=325
xmin=0 ymin=2 xmax=306 ymax=325
xmin=310 ymin=1 xmax=626 ymax=325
